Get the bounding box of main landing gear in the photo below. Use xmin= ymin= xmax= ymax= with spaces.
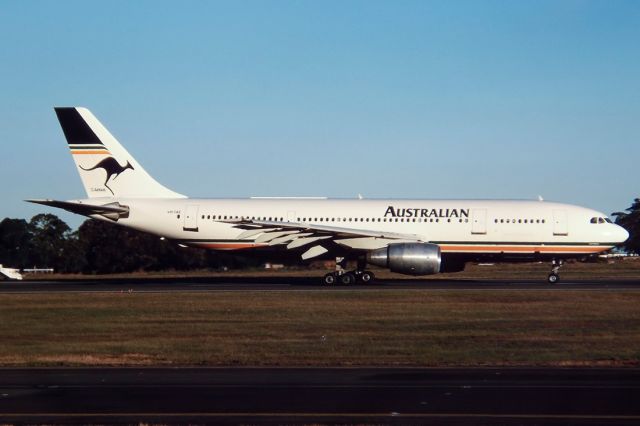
xmin=322 ymin=257 xmax=375 ymax=285
xmin=547 ymin=259 xmax=563 ymax=284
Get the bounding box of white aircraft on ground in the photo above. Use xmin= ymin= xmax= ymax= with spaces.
xmin=28 ymin=107 xmax=629 ymax=284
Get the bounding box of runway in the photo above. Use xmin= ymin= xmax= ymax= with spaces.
xmin=1 ymin=276 xmax=640 ymax=293
xmin=0 ymin=367 xmax=638 ymax=424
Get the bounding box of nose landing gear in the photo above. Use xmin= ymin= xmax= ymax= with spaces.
xmin=548 ymin=259 xmax=563 ymax=284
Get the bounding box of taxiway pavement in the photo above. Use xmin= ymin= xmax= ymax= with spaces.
xmin=0 ymin=367 xmax=638 ymax=424
xmin=1 ymin=277 xmax=640 ymax=293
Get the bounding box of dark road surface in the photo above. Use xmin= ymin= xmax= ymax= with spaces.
xmin=2 ymin=277 xmax=640 ymax=293
xmin=0 ymin=368 xmax=638 ymax=424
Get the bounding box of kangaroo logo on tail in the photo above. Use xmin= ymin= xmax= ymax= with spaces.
xmin=79 ymin=157 xmax=134 ymax=195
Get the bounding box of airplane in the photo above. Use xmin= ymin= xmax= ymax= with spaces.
xmin=27 ymin=107 xmax=629 ymax=284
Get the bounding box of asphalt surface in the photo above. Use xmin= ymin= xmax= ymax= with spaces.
xmin=1 ymin=276 xmax=640 ymax=292
xmin=0 ymin=368 xmax=638 ymax=424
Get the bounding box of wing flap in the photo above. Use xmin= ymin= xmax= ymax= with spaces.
xmin=224 ymin=219 xmax=423 ymax=241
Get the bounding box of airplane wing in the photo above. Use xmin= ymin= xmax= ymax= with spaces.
xmin=222 ymin=218 xmax=425 ymax=259
xmin=25 ymin=199 xmax=129 ymax=221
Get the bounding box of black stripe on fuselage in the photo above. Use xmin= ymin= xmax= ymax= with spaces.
xmin=430 ymin=241 xmax=616 ymax=246
xmin=68 ymin=145 xmax=107 ymax=150
xmin=178 ymin=239 xmax=614 ymax=246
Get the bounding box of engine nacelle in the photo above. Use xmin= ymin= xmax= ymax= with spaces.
xmin=366 ymin=243 xmax=441 ymax=276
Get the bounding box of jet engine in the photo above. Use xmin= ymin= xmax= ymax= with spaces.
xmin=366 ymin=243 xmax=441 ymax=275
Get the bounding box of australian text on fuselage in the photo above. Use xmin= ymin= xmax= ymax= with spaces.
xmin=384 ymin=206 xmax=470 ymax=219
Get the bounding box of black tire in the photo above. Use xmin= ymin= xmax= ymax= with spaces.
xmin=340 ymin=272 xmax=356 ymax=285
xmin=360 ymin=270 xmax=375 ymax=284
xmin=547 ymin=273 xmax=559 ymax=284
xmin=322 ymin=273 xmax=336 ymax=285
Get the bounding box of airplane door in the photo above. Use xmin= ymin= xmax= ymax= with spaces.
xmin=183 ymin=205 xmax=199 ymax=232
xmin=553 ymin=210 xmax=568 ymax=236
xmin=287 ymin=210 xmax=296 ymax=223
xmin=471 ymin=209 xmax=487 ymax=234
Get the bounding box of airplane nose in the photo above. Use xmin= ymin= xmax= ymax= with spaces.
xmin=614 ymin=225 xmax=629 ymax=244
xmin=602 ymin=224 xmax=629 ymax=244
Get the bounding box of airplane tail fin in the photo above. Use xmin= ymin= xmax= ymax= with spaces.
xmin=54 ymin=107 xmax=185 ymax=199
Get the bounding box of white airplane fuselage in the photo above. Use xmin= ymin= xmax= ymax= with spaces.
xmin=84 ymin=197 xmax=626 ymax=258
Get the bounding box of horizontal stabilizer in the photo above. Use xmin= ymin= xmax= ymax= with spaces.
xmin=26 ymin=199 xmax=129 ymax=221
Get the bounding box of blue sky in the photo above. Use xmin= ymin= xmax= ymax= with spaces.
xmin=1 ymin=0 xmax=639 ymax=228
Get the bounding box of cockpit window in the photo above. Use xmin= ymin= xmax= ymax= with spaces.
xmin=605 ymin=218 xmax=613 ymax=223
xmin=598 ymin=217 xmax=605 ymax=224
xmin=590 ymin=217 xmax=598 ymax=224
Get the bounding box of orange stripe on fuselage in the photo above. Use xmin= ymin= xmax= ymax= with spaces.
xmin=440 ymin=245 xmax=610 ymax=253
xmin=195 ymin=242 xmax=611 ymax=254
xmin=197 ymin=243 xmax=267 ymax=250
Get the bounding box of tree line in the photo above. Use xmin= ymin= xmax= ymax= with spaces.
xmin=0 ymin=214 xmax=257 ymax=274
xmin=1 ymin=199 xmax=639 ymax=274
xmin=613 ymin=198 xmax=640 ymax=255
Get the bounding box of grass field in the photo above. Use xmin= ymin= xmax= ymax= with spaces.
xmin=1 ymin=290 xmax=639 ymax=367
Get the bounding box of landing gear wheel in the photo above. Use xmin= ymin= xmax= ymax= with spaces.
xmin=547 ymin=259 xmax=563 ymax=284
xmin=340 ymin=272 xmax=356 ymax=285
xmin=322 ymin=273 xmax=336 ymax=285
xmin=360 ymin=270 xmax=375 ymax=284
